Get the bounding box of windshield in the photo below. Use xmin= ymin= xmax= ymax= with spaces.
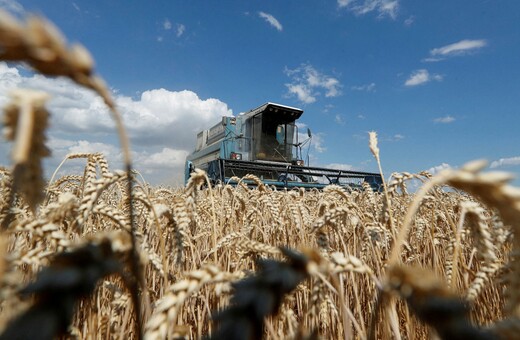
xmin=252 ymin=114 xmax=298 ymax=162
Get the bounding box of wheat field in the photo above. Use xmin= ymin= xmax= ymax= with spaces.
xmin=0 ymin=9 xmax=519 ymax=340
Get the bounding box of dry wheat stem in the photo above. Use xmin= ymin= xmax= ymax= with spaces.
xmin=368 ymin=131 xmax=395 ymax=234
xmin=0 ymin=10 xmax=144 ymax=335
xmin=1 ymin=11 xmax=517 ymax=337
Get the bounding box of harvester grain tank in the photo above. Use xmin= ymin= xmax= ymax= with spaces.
xmin=185 ymin=103 xmax=382 ymax=190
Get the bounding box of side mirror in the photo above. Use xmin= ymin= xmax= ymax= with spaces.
xmin=307 ymin=128 xmax=312 ymax=138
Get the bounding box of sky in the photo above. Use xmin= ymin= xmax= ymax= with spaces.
xmin=1 ymin=0 xmax=519 ymax=186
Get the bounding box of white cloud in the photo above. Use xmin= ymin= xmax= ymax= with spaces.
xmin=118 ymin=89 xmax=232 ymax=147
xmin=422 ymin=57 xmax=444 ymax=63
xmin=158 ymin=20 xmax=185 ymax=41
xmin=404 ymin=15 xmax=415 ymax=26
xmin=67 ymin=140 xmax=121 ymax=157
xmin=425 ymin=163 xmax=452 ymax=175
xmin=338 ymin=0 xmax=354 ymax=6
xmin=323 ymin=104 xmax=334 ymax=113
xmin=380 ymin=133 xmax=404 ymax=142
xmin=284 ymin=64 xmax=342 ymax=104
xmin=490 ymin=156 xmax=520 ymax=169
xmin=430 ymin=39 xmax=487 ymax=57
xmin=0 ymin=62 xmax=22 ymax=94
xmin=295 ymin=122 xmax=308 ymax=130
xmin=326 ymin=163 xmax=355 ymax=171
xmin=258 ymin=11 xmax=283 ymax=31
xmin=297 ymin=128 xmax=326 ymax=154
xmin=310 ymin=133 xmax=326 ymax=153
xmin=434 ymin=115 xmax=455 ymax=124
xmin=133 ymin=148 xmax=190 ymax=184
xmin=335 ymin=114 xmax=346 ymax=126
xmin=176 ymin=23 xmax=186 ymax=37
xmin=404 ymin=69 xmax=428 ymax=86
xmin=139 ymin=148 xmax=189 ymax=168
xmin=351 ymin=82 xmax=376 ymax=92
xmin=0 ymin=62 xmax=232 ymax=185
xmin=42 ymin=138 xmax=125 ymax=178
xmin=286 ymin=83 xmax=316 ymax=104
xmin=378 ymin=0 xmax=399 ymax=19
xmin=163 ymin=19 xmax=172 ymax=30
xmin=404 ymin=69 xmax=443 ymax=86
xmin=0 ymin=0 xmax=24 ymax=15
xmin=338 ymin=0 xmax=399 ymax=19
xmin=45 ymin=138 xmax=190 ymax=184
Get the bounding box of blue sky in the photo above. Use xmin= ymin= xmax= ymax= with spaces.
xmin=1 ymin=0 xmax=519 ymax=185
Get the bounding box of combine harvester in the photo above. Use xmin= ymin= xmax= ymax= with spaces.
xmin=185 ymin=103 xmax=382 ymax=190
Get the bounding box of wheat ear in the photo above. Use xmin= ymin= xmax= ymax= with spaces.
xmin=3 ymin=89 xmax=50 ymax=213
xmin=144 ymin=265 xmax=237 ymax=340
xmin=0 ymin=11 xmax=143 ymax=334
xmin=368 ymin=131 xmax=395 ymax=232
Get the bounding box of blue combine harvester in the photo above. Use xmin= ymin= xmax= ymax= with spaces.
xmin=185 ymin=103 xmax=382 ymax=190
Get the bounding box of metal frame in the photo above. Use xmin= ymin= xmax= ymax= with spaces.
xmin=209 ymin=158 xmax=382 ymax=191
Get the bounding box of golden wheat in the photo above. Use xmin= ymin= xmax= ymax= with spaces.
xmin=1 ymin=10 xmax=519 ymax=340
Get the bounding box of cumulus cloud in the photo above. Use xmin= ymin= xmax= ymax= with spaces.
xmin=258 ymin=12 xmax=283 ymax=31
xmin=284 ymin=64 xmax=342 ymax=104
xmin=490 ymin=156 xmax=520 ymax=169
xmin=0 ymin=62 xmax=232 ymax=184
xmin=41 ymin=138 xmax=125 ymax=180
xmin=286 ymin=83 xmax=315 ymax=104
xmin=430 ymin=39 xmax=487 ymax=57
xmin=425 ymin=163 xmax=451 ymax=175
xmin=434 ymin=115 xmax=455 ymax=124
xmin=338 ymin=0 xmax=399 ymax=19
xmin=138 ymin=148 xmax=189 ymax=168
xmin=404 ymin=69 xmax=443 ymax=86
xmin=45 ymin=138 xmax=190 ymax=184
xmin=133 ymin=148 xmax=190 ymax=184
xmin=0 ymin=62 xmax=22 ymax=93
xmin=68 ymin=140 xmax=121 ymax=158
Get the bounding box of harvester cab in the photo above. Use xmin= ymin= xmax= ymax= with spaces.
xmin=185 ymin=102 xmax=382 ymax=190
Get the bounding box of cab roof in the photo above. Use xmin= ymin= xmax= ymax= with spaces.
xmin=241 ymin=102 xmax=304 ymax=121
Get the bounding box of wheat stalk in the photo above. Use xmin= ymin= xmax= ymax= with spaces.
xmin=2 ymin=89 xmax=50 ymax=213
xmin=144 ymin=265 xmax=237 ymax=340
xmin=0 ymin=11 xmax=145 ymax=334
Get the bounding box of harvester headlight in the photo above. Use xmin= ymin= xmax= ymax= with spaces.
xmin=230 ymin=152 xmax=242 ymax=160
